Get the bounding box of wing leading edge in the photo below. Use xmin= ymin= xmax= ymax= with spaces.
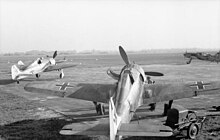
xmin=25 ymin=82 xmax=116 ymax=103
xmin=44 ymin=64 xmax=77 ymax=72
xmin=142 ymin=81 xmax=220 ymax=104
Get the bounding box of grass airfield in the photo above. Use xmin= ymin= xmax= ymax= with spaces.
xmin=0 ymin=53 xmax=220 ymax=140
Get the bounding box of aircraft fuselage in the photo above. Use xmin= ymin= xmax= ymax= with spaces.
xmin=15 ymin=58 xmax=55 ymax=80
xmin=115 ymin=63 xmax=146 ymax=124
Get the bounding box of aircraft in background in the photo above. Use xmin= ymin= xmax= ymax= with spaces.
xmin=11 ymin=51 xmax=77 ymax=83
xmin=183 ymin=51 xmax=220 ymax=64
xmin=25 ymin=46 xmax=220 ymax=140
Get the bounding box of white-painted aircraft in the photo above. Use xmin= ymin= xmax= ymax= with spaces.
xmin=11 ymin=51 xmax=77 ymax=83
xmin=24 ymin=46 xmax=220 ymax=140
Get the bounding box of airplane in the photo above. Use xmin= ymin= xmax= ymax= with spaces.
xmin=11 ymin=51 xmax=77 ymax=83
xmin=24 ymin=46 xmax=220 ymax=140
xmin=183 ymin=51 xmax=220 ymax=64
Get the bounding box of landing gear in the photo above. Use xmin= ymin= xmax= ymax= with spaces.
xmin=93 ymin=102 xmax=105 ymax=115
xmin=149 ymin=103 xmax=156 ymax=111
xmin=59 ymin=69 xmax=64 ymax=79
xmin=36 ymin=74 xmax=40 ymax=78
xmin=16 ymin=80 xmax=19 ymax=84
xmin=163 ymin=100 xmax=173 ymax=116
xmin=187 ymin=58 xmax=192 ymax=64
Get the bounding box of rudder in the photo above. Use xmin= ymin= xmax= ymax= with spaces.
xmin=109 ymin=97 xmax=121 ymax=140
xmin=11 ymin=65 xmax=20 ymax=80
xmin=17 ymin=60 xmax=24 ymax=66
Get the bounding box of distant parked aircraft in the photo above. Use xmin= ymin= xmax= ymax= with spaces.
xmin=11 ymin=51 xmax=77 ymax=83
xmin=184 ymin=51 xmax=220 ymax=64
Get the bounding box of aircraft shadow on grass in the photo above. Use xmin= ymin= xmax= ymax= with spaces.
xmin=0 ymin=78 xmax=58 ymax=85
xmin=187 ymin=107 xmax=220 ymax=112
xmin=0 ymin=118 xmax=92 ymax=140
xmin=23 ymin=77 xmax=58 ymax=82
xmin=0 ymin=117 xmax=176 ymax=140
xmin=0 ymin=79 xmax=16 ymax=85
xmin=62 ymin=106 xmax=109 ymax=113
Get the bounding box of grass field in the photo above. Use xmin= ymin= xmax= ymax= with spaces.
xmin=0 ymin=53 xmax=220 ymax=140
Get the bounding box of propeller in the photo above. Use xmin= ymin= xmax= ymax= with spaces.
xmin=107 ymin=68 xmax=120 ymax=80
xmin=145 ymin=72 xmax=164 ymax=76
xmin=119 ymin=46 xmax=164 ymax=77
xmin=53 ymin=50 xmax=57 ymax=59
xmin=119 ymin=46 xmax=130 ymax=65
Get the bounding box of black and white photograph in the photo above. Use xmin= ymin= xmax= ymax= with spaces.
xmin=0 ymin=0 xmax=220 ymax=140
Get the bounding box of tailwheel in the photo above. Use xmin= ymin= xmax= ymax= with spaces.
xmin=187 ymin=123 xmax=199 ymax=139
xmin=59 ymin=69 xmax=64 ymax=79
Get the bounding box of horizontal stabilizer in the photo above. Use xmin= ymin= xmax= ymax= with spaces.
xmin=118 ymin=123 xmax=173 ymax=137
xmin=60 ymin=121 xmax=109 ymax=136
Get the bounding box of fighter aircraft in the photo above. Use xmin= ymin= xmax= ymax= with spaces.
xmin=25 ymin=46 xmax=220 ymax=140
xmin=11 ymin=51 xmax=77 ymax=83
xmin=183 ymin=51 xmax=220 ymax=64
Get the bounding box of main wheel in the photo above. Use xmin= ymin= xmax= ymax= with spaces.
xmin=187 ymin=123 xmax=199 ymax=139
xmin=97 ymin=104 xmax=105 ymax=115
xmin=59 ymin=72 xmax=64 ymax=79
xmin=36 ymin=74 xmax=40 ymax=78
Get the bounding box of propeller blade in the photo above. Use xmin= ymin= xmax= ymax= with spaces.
xmin=53 ymin=51 xmax=57 ymax=59
xmin=119 ymin=46 xmax=130 ymax=65
xmin=107 ymin=68 xmax=120 ymax=80
xmin=145 ymin=72 xmax=164 ymax=76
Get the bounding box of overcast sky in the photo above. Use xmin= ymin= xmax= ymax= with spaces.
xmin=0 ymin=0 xmax=220 ymax=53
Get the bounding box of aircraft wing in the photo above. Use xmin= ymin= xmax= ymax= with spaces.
xmin=118 ymin=123 xmax=172 ymax=137
xmin=43 ymin=64 xmax=77 ymax=72
xmin=143 ymin=81 xmax=220 ymax=104
xmin=60 ymin=120 xmax=109 ymax=136
xmin=24 ymin=82 xmax=116 ymax=103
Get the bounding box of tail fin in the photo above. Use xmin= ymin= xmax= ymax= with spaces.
xmin=109 ymin=97 xmax=121 ymax=140
xmin=11 ymin=65 xmax=20 ymax=80
xmin=17 ymin=60 xmax=24 ymax=66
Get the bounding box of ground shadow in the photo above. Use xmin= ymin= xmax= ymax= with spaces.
xmin=208 ymin=109 xmax=220 ymax=112
xmin=22 ymin=77 xmax=58 ymax=82
xmin=0 ymin=117 xmax=178 ymax=140
xmin=0 ymin=118 xmax=102 ymax=140
xmin=0 ymin=77 xmax=59 ymax=85
xmin=62 ymin=112 xmax=109 ymax=121
xmin=0 ymin=79 xmax=16 ymax=85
